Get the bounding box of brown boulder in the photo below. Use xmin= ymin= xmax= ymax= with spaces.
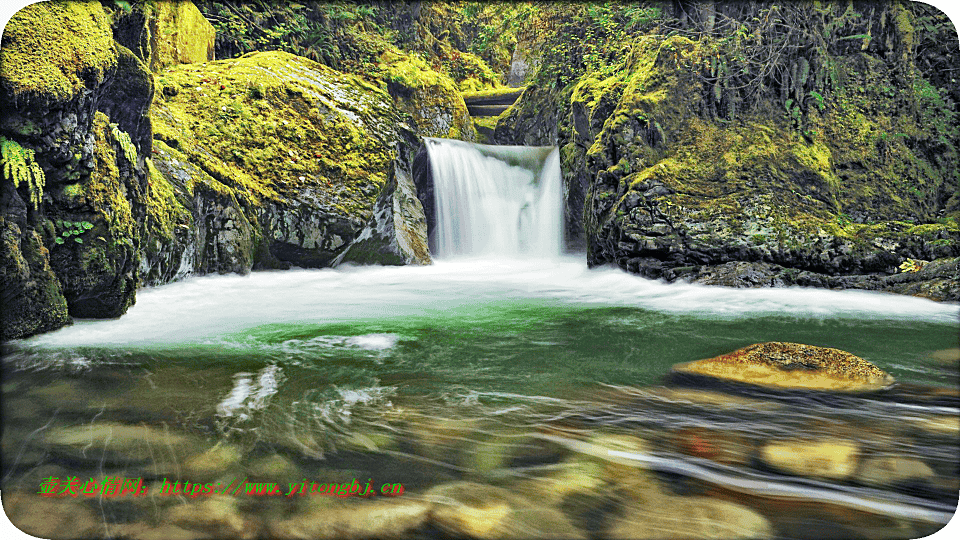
xmin=672 ymin=342 xmax=894 ymax=392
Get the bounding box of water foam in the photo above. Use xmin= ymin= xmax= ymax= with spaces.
xmin=19 ymin=257 xmax=958 ymax=348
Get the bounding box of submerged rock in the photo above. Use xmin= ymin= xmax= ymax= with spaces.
xmin=270 ymin=498 xmax=430 ymax=540
xmin=671 ymin=342 xmax=895 ymax=392
xmin=44 ymin=422 xmax=197 ymax=466
xmin=760 ymin=437 xmax=860 ymax=481
xmin=425 ymin=481 xmax=584 ymax=539
xmin=607 ymin=490 xmax=773 ymax=539
xmin=2 ymin=492 xmax=102 ymax=540
xmin=165 ymin=495 xmax=253 ymax=539
xmin=858 ymin=455 xmax=936 ymax=488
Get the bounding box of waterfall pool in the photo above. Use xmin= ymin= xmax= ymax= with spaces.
xmin=3 ymin=138 xmax=958 ymax=538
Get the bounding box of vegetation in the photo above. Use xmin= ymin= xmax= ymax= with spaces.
xmin=1 ymin=136 xmax=44 ymax=210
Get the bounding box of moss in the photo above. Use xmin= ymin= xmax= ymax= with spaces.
xmin=143 ymin=157 xmax=192 ymax=253
xmin=380 ymin=49 xmax=475 ymax=140
xmin=146 ymin=0 xmax=216 ymax=71
xmin=152 ymin=51 xmax=400 ymax=218
xmin=0 ymin=1 xmax=116 ymax=102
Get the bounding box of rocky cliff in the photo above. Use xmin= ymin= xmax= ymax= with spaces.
xmin=492 ymin=2 xmax=960 ymax=301
xmin=0 ymin=1 xmax=431 ymax=339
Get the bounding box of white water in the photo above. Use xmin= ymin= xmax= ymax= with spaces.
xmin=21 ymin=257 xmax=958 ymax=347
xmin=425 ymin=138 xmax=563 ymax=258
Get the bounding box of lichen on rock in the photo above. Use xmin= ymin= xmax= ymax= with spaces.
xmin=149 ymin=50 xmax=413 ymax=270
xmin=672 ymin=342 xmax=896 ymax=393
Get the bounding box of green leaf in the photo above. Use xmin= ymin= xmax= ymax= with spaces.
xmin=55 ymin=237 xmax=64 ymax=245
xmin=74 ymin=238 xmax=83 ymax=244
xmin=81 ymin=221 xmax=93 ymax=229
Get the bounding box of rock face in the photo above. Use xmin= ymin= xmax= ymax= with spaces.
xmin=494 ymin=12 xmax=960 ymax=300
xmin=0 ymin=1 xmax=151 ymax=335
xmin=672 ymin=342 xmax=895 ymax=392
xmin=333 ymin=133 xmax=432 ymax=267
xmin=113 ymin=0 xmax=216 ymax=72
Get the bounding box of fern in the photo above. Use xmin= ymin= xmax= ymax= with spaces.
xmin=109 ymin=123 xmax=138 ymax=165
xmin=1 ymin=136 xmax=44 ymax=210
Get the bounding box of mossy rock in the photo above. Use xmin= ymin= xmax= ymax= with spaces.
xmin=0 ymin=215 xmax=71 ymax=340
xmin=47 ymin=112 xmax=142 ymax=319
xmin=0 ymin=1 xmax=117 ymax=105
xmin=150 ymin=50 xmax=413 ymax=269
xmin=672 ymin=342 xmax=895 ymax=393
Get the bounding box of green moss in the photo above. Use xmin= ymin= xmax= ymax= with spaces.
xmin=0 ymin=1 xmax=116 ymax=102
xmin=152 ymin=50 xmax=401 ymax=219
xmin=144 ymin=157 xmax=192 ymax=251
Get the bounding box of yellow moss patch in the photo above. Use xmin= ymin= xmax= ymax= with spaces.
xmin=0 ymin=1 xmax=116 ymax=102
xmin=152 ymin=51 xmax=400 ymax=218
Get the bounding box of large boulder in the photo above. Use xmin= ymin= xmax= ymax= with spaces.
xmin=146 ymin=50 xmax=417 ymax=276
xmin=672 ymin=342 xmax=895 ymax=392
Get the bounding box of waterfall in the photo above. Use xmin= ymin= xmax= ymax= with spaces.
xmin=424 ymin=137 xmax=563 ymax=258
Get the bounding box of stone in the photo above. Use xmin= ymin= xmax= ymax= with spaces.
xmin=607 ymin=495 xmax=773 ymax=539
xmin=247 ymin=453 xmax=300 ymax=482
xmin=759 ymin=437 xmax=860 ymax=480
xmin=425 ymin=482 xmax=522 ymax=539
xmin=1 ymin=492 xmax=102 ymax=539
xmin=672 ymin=342 xmax=895 ymax=392
xmin=44 ymin=421 xmax=197 ymax=466
xmin=165 ymin=495 xmax=252 ymax=539
xmin=858 ymin=455 xmax=936 ymax=488
xmin=183 ymin=443 xmax=243 ymax=480
xmin=333 ymin=132 xmax=432 ymax=267
xmin=269 ymin=498 xmax=431 ymax=540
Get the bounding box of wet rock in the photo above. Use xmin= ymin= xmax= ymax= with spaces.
xmin=928 ymin=348 xmax=960 ymax=366
xmin=44 ymin=422 xmax=197 ymax=467
xmin=607 ymin=494 xmax=773 ymax=539
xmin=425 ymin=482 xmax=524 ymax=539
xmin=165 ymin=495 xmax=253 ymax=539
xmin=2 ymin=492 xmax=102 ymax=539
xmin=334 ymin=131 xmax=432 ymax=267
xmin=183 ymin=443 xmax=243 ymax=481
xmin=670 ymin=427 xmax=754 ymax=466
xmin=672 ymin=342 xmax=895 ymax=392
xmin=858 ymin=456 xmax=936 ymax=488
xmin=760 ymin=437 xmax=860 ymax=480
xmin=247 ymin=453 xmax=301 ymax=482
xmin=269 ymin=497 xmax=430 ymax=540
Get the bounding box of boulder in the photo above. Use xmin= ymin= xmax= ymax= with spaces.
xmin=607 ymin=495 xmax=773 ymax=539
xmin=147 ymin=51 xmax=412 ymax=274
xmin=269 ymin=498 xmax=431 ymax=540
xmin=672 ymin=342 xmax=895 ymax=392
xmin=759 ymin=437 xmax=860 ymax=480
xmin=113 ymin=0 xmax=216 ymax=72
xmin=333 ymin=133 xmax=432 ymax=267
xmin=425 ymin=481 xmax=585 ymax=539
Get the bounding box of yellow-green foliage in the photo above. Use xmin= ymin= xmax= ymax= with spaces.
xmin=1 ymin=136 xmax=44 ymax=210
xmin=109 ymin=124 xmax=138 ymax=165
xmin=0 ymin=1 xmax=116 ymax=102
xmin=152 ymin=51 xmax=400 ymax=217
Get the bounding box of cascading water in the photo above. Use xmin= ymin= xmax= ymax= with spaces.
xmin=424 ymin=137 xmax=563 ymax=258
